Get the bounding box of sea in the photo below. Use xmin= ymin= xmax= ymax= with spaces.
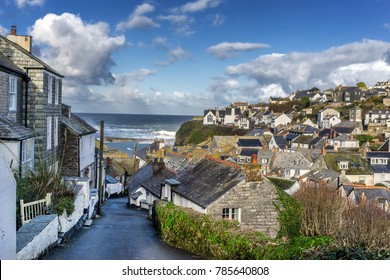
xmin=76 ymin=113 xmax=193 ymax=157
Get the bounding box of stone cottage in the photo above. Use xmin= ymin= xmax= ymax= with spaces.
xmin=163 ymin=157 xmax=282 ymax=238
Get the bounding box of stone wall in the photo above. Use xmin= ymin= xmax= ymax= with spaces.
xmin=61 ymin=127 xmax=79 ymax=177
xmin=207 ymin=178 xmax=281 ymax=238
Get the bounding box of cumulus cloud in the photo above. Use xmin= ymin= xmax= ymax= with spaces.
xmin=155 ymin=46 xmax=191 ymax=66
xmin=116 ymin=3 xmax=159 ymax=30
xmin=208 ymin=40 xmax=390 ymax=104
xmin=225 ymin=40 xmax=390 ymax=93
xmin=207 ymin=42 xmax=271 ymax=59
xmin=15 ymin=0 xmax=45 ymax=7
xmin=29 ymin=13 xmax=125 ymax=86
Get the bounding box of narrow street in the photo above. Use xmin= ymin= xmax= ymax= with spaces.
xmin=43 ymin=197 xmax=197 ymax=260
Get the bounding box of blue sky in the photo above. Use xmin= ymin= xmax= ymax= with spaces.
xmin=2 ymin=0 xmax=390 ymax=115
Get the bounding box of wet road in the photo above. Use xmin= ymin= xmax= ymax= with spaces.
xmin=43 ymin=197 xmax=197 ymax=260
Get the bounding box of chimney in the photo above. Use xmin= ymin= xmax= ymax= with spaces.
xmin=11 ymin=25 xmax=17 ymax=35
xmin=7 ymin=25 xmax=32 ymax=53
xmin=251 ymin=153 xmax=258 ymax=164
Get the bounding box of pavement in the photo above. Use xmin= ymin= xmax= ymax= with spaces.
xmin=43 ymin=197 xmax=198 ymax=260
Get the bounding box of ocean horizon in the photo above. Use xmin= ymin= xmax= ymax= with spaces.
xmin=76 ymin=113 xmax=193 ymax=157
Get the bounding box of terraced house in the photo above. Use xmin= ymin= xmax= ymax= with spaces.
xmin=0 ymin=27 xmax=63 ymax=170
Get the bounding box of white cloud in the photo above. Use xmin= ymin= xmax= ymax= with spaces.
xmin=15 ymin=0 xmax=44 ymax=7
xmin=29 ymin=13 xmax=125 ymax=86
xmin=152 ymin=36 xmax=169 ymax=49
xmin=178 ymin=0 xmax=222 ymax=13
xmin=0 ymin=25 xmax=8 ymax=35
xmin=212 ymin=13 xmax=226 ymax=26
xmin=116 ymin=3 xmax=159 ymax=31
xmin=155 ymin=46 xmax=191 ymax=66
xmin=208 ymin=40 xmax=390 ymax=104
xmin=207 ymin=42 xmax=271 ymax=59
xmin=224 ymin=40 xmax=390 ymax=93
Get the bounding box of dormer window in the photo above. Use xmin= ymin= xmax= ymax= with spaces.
xmin=338 ymin=161 xmax=349 ymax=170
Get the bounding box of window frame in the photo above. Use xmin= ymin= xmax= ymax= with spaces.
xmin=48 ymin=75 xmax=53 ymax=104
xmin=8 ymin=76 xmax=17 ymax=111
xmin=54 ymin=117 xmax=58 ymax=147
xmin=222 ymin=207 xmax=240 ymax=222
xmin=47 ymin=116 xmax=52 ymax=150
xmin=22 ymin=138 xmax=34 ymax=171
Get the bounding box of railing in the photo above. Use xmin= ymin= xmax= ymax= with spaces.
xmin=20 ymin=193 xmax=52 ymax=226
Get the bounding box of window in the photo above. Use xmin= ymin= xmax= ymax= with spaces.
xmin=22 ymin=138 xmax=34 ymax=171
xmin=54 ymin=79 xmax=59 ymax=104
xmin=207 ymin=114 xmax=213 ymax=123
xmin=9 ymin=76 xmax=17 ymax=111
xmin=47 ymin=117 xmax=52 ymax=150
xmin=48 ymin=76 xmax=53 ymax=104
xmin=261 ymin=158 xmax=268 ymax=164
xmin=222 ymin=208 xmax=240 ymax=221
xmin=54 ymin=117 xmax=58 ymax=147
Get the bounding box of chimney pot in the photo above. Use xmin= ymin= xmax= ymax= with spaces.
xmin=10 ymin=25 xmax=16 ymax=35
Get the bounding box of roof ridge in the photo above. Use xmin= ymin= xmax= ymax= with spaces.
xmin=204 ymin=155 xmax=241 ymax=169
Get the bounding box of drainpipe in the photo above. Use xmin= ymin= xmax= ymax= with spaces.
xmin=19 ymin=140 xmax=23 ymax=176
xmin=78 ymin=136 xmax=81 ymax=177
xmin=24 ymin=69 xmax=30 ymax=127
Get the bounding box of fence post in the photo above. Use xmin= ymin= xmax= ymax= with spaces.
xmin=20 ymin=199 xmax=25 ymax=226
xmin=46 ymin=193 xmax=52 ymax=206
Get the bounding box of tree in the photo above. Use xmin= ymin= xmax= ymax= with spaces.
xmin=357 ymin=82 xmax=367 ymax=90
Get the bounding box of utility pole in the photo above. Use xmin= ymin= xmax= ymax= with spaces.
xmin=98 ymin=120 xmax=104 ymax=216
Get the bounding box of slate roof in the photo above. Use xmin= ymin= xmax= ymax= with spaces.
xmin=204 ymin=109 xmax=216 ymax=116
xmin=292 ymin=135 xmax=314 ymax=145
xmin=0 ymin=53 xmax=25 ymax=76
xmin=286 ymin=133 xmax=299 ymax=141
xmin=237 ymin=138 xmax=262 ymax=148
xmin=240 ymin=148 xmax=259 ymax=157
xmin=289 ymin=124 xmax=318 ymax=134
xmin=366 ymin=152 xmax=390 ymax=158
xmin=273 ymin=136 xmax=288 ymax=149
xmin=378 ymin=139 xmax=390 ymax=152
xmin=319 ymin=128 xmax=338 ymax=139
xmin=128 ymin=162 xmax=153 ymax=191
xmin=0 ymin=117 xmax=34 ymax=140
xmin=172 ymin=158 xmax=244 ymax=208
xmin=61 ymin=113 xmax=97 ymax=136
xmin=331 ymin=126 xmax=355 ymax=134
xmin=272 ymin=152 xmax=312 ymax=170
xmin=140 ymin=167 xmax=176 ymax=197
xmin=371 ymin=164 xmax=390 ymax=173
xmin=341 ymin=185 xmax=390 ymax=204
xmin=246 ymin=128 xmax=265 ymax=136
xmin=0 ymin=35 xmax=63 ymax=77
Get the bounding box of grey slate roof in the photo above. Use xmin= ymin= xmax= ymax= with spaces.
xmin=172 ymin=158 xmax=244 ymax=208
xmin=140 ymin=167 xmax=176 ymax=197
xmin=240 ymin=148 xmax=259 ymax=157
xmin=0 ymin=35 xmax=63 ymax=77
xmin=371 ymin=164 xmax=390 ymax=173
xmin=378 ymin=139 xmax=390 ymax=152
xmin=273 ymin=136 xmax=288 ymax=148
xmin=366 ymin=152 xmax=390 ymax=158
xmin=0 ymin=117 xmax=34 ymax=140
xmin=0 ymin=53 xmax=25 ymax=76
xmin=272 ymin=152 xmax=312 ymax=170
xmin=237 ymin=138 xmax=262 ymax=147
xmin=128 ymin=162 xmax=153 ymax=191
xmin=61 ymin=113 xmax=97 ymax=136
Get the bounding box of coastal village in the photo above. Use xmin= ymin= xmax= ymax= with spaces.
xmin=0 ymin=26 xmax=389 ymax=260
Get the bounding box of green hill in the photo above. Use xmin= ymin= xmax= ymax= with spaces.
xmin=174 ymin=120 xmax=248 ymax=146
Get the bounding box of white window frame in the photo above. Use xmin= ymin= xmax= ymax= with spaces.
xmin=9 ymin=76 xmax=17 ymax=111
xmin=47 ymin=117 xmax=52 ymax=150
xmin=22 ymin=138 xmax=34 ymax=171
xmin=48 ymin=75 xmax=53 ymax=104
xmin=222 ymin=208 xmax=240 ymax=222
xmin=55 ymin=79 xmax=59 ymax=105
xmin=54 ymin=117 xmax=58 ymax=147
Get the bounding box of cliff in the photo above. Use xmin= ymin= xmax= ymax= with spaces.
xmin=174 ymin=120 xmax=248 ymax=146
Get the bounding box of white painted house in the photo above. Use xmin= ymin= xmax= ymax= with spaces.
xmin=271 ymin=113 xmax=292 ymax=130
xmin=317 ymin=108 xmax=340 ymax=128
xmin=0 ymin=153 xmax=17 ymax=259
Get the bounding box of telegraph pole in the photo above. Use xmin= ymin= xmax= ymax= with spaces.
xmin=98 ymin=120 xmax=104 ymax=216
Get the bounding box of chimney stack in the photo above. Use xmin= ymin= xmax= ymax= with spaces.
xmin=7 ymin=25 xmax=32 ymax=53
xmin=10 ymin=25 xmax=17 ymax=35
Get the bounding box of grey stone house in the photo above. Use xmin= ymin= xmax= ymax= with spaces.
xmin=0 ymin=27 xmax=63 ymax=169
xmin=60 ymin=104 xmax=97 ymax=187
xmin=163 ymin=157 xmax=282 ymax=238
xmin=0 ymin=53 xmax=35 ymax=174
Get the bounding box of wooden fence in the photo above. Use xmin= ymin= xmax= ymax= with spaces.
xmin=20 ymin=193 xmax=52 ymax=225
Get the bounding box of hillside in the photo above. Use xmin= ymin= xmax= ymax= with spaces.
xmin=174 ymin=120 xmax=248 ymax=146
